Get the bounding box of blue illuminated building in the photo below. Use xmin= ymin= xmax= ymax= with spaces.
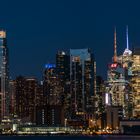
xmin=45 ymin=64 xmax=56 ymax=69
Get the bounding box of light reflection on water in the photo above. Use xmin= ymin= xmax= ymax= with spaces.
xmin=0 ymin=135 xmax=140 ymax=140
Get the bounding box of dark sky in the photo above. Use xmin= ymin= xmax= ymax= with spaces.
xmin=1 ymin=0 xmax=140 ymax=80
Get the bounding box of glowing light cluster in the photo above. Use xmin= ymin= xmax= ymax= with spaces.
xmin=45 ymin=64 xmax=56 ymax=69
xmin=110 ymin=63 xmax=117 ymax=68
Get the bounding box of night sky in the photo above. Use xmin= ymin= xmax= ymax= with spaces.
xmin=0 ymin=0 xmax=140 ymax=80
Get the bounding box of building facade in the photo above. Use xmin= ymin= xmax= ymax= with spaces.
xmin=15 ymin=76 xmax=38 ymax=123
xmin=69 ymin=48 xmax=96 ymax=120
xmin=106 ymin=28 xmax=133 ymax=118
xmin=43 ymin=64 xmax=63 ymax=105
xmin=56 ymin=51 xmax=70 ymax=118
xmin=131 ymin=48 xmax=140 ymax=117
xmin=0 ymin=31 xmax=9 ymax=120
xmin=9 ymin=80 xmax=16 ymax=115
xmin=36 ymin=105 xmax=64 ymax=126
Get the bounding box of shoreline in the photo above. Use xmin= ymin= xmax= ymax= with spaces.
xmin=0 ymin=133 xmax=140 ymax=136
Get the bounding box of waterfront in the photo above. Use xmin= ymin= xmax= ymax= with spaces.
xmin=0 ymin=135 xmax=140 ymax=140
xmin=1 ymin=1 xmax=140 ymax=140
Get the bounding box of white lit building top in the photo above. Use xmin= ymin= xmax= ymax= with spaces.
xmin=0 ymin=31 xmax=6 ymax=38
xmin=123 ymin=48 xmax=132 ymax=56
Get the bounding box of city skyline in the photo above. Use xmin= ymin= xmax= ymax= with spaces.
xmin=2 ymin=34 xmax=140 ymax=135
xmin=0 ymin=0 xmax=140 ymax=79
xmin=0 ymin=0 xmax=140 ymax=136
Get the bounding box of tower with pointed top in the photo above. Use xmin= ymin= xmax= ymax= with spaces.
xmin=105 ymin=27 xmax=133 ymax=119
xmin=123 ymin=26 xmax=132 ymax=56
xmin=106 ymin=26 xmax=133 ymax=119
xmin=121 ymin=26 xmax=133 ymax=79
xmin=126 ymin=26 xmax=129 ymax=50
xmin=113 ymin=27 xmax=117 ymax=63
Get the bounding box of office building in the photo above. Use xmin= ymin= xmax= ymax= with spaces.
xmin=106 ymin=106 xmax=123 ymax=130
xmin=131 ymin=48 xmax=140 ymax=117
xmin=43 ymin=64 xmax=63 ymax=105
xmin=0 ymin=31 xmax=9 ymax=121
xmin=106 ymin=28 xmax=132 ymax=118
xmin=69 ymin=48 xmax=96 ymax=119
xmin=9 ymin=80 xmax=16 ymax=115
xmin=56 ymin=51 xmax=70 ymax=83
xmin=15 ymin=76 xmax=38 ymax=123
xmin=36 ymin=105 xmax=64 ymax=126
xmin=96 ymin=76 xmax=105 ymax=114
xmin=56 ymin=51 xmax=70 ymax=117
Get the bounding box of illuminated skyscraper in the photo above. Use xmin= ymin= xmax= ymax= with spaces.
xmin=56 ymin=51 xmax=70 ymax=83
xmin=9 ymin=80 xmax=16 ymax=115
xmin=69 ymin=48 xmax=96 ymax=119
xmin=0 ymin=31 xmax=9 ymax=120
xmin=117 ymin=26 xmax=133 ymax=79
xmin=15 ymin=76 xmax=37 ymax=123
xmin=106 ymin=28 xmax=132 ymax=118
xmin=131 ymin=48 xmax=140 ymax=117
xmin=96 ymin=76 xmax=105 ymax=114
xmin=42 ymin=64 xmax=64 ymax=126
xmin=56 ymin=51 xmax=70 ymax=118
xmin=118 ymin=27 xmax=133 ymax=118
xmin=43 ymin=64 xmax=63 ymax=105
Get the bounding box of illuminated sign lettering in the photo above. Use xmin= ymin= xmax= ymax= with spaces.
xmin=110 ymin=63 xmax=117 ymax=68
xmin=105 ymin=93 xmax=110 ymax=105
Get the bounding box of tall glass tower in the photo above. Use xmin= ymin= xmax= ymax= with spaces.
xmin=0 ymin=31 xmax=9 ymax=120
xmin=70 ymin=48 xmax=96 ymax=119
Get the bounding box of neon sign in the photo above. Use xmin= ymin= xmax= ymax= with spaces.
xmin=110 ymin=63 xmax=117 ymax=68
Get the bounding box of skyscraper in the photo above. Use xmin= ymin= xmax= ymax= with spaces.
xmin=9 ymin=80 xmax=16 ymax=115
xmin=0 ymin=31 xmax=9 ymax=120
xmin=96 ymin=76 xmax=105 ymax=114
xmin=131 ymin=48 xmax=140 ymax=117
xmin=69 ymin=48 xmax=96 ymax=119
xmin=56 ymin=51 xmax=70 ymax=83
xmin=118 ymin=27 xmax=133 ymax=118
xmin=56 ymin=51 xmax=70 ymax=117
xmin=15 ymin=76 xmax=38 ymax=123
xmin=43 ymin=64 xmax=63 ymax=105
xmin=106 ymin=28 xmax=132 ymax=118
xmin=41 ymin=64 xmax=64 ymax=126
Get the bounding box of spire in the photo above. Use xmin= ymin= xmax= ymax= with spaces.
xmin=123 ymin=25 xmax=132 ymax=55
xmin=113 ymin=27 xmax=117 ymax=63
xmin=126 ymin=25 xmax=129 ymax=49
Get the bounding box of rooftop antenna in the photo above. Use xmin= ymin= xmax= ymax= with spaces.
xmin=113 ymin=27 xmax=117 ymax=63
xmin=126 ymin=25 xmax=129 ymax=50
